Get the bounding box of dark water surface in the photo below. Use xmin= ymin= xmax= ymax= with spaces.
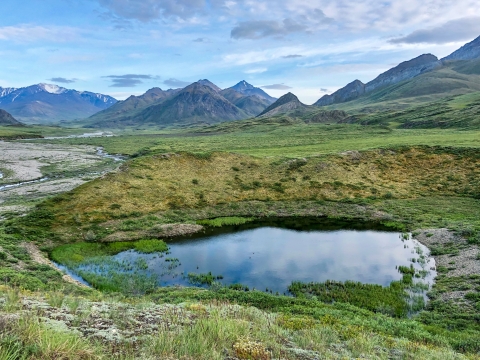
xmin=105 ymin=219 xmax=435 ymax=293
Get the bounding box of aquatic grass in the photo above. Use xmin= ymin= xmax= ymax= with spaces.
xmin=197 ymin=216 xmax=254 ymax=227
xmin=51 ymin=239 xmax=168 ymax=267
xmin=188 ymin=272 xmax=224 ymax=286
xmin=78 ymin=270 xmax=158 ymax=295
xmin=132 ymin=239 xmax=168 ymax=253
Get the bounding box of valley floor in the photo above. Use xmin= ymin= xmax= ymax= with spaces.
xmin=1 ymin=123 xmax=480 ymax=359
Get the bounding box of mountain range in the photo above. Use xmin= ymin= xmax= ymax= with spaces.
xmin=82 ymin=80 xmax=276 ymax=128
xmin=86 ymin=35 xmax=480 ymax=128
xmin=1 ymin=36 xmax=479 ymax=128
xmin=0 ymin=84 xmax=117 ymax=124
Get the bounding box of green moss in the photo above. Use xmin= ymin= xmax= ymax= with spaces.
xmin=196 ymin=216 xmax=254 ymax=227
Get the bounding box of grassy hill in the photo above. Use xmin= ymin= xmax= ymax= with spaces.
xmin=325 ymin=61 xmax=480 ymax=113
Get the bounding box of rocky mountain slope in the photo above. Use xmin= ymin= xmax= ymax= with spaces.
xmin=220 ymin=87 xmax=273 ymax=116
xmin=84 ymin=80 xmax=275 ymax=128
xmin=316 ymin=54 xmax=441 ymax=106
xmin=85 ymin=87 xmax=180 ymax=126
xmin=198 ymin=79 xmax=222 ymax=92
xmin=230 ymin=80 xmax=276 ymax=102
xmin=0 ymin=84 xmax=117 ymax=124
xmin=316 ymin=36 xmax=480 ymax=107
xmin=0 ymin=109 xmax=23 ymax=126
xmin=315 ymin=80 xmax=366 ymax=107
xmin=258 ymin=92 xmax=310 ymax=117
xmin=443 ymin=35 xmax=480 ymax=61
xmin=139 ymin=82 xmax=248 ymax=126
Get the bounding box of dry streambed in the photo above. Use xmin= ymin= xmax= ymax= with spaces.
xmin=0 ymin=141 xmax=121 ymax=215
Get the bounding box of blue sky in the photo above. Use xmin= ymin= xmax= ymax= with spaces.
xmin=1 ymin=0 xmax=480 ymax=103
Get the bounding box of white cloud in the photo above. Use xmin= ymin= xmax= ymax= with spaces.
xmin=0 ymin=25 xmax=79 ymax=43
xmin=244 ymin=68 xmax=267 ymax=74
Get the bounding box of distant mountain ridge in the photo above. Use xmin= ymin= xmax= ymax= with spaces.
xmin=0 ymin=83 xmax=117 ymax=124
xmin=315 ymin=36 xmax=480 ymax=107
xmin=84 ymin=80 xmax=276 ymax=128
xmin=443 ymin=36 xmax=480 ymax=61
xmin=316 ymin=54 xmax=441 ymax=106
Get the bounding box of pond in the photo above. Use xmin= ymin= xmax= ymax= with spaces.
xmin=60 ymin=218 xmax=436 ymax=295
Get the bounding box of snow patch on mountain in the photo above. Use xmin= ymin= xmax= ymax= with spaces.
xmin=38 ymin=83 xmax=68 ymax=95
xmin=0 ymin=87 xmax=18 ymax=98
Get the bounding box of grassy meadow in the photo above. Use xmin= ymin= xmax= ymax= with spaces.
xmin=30 ymin=124 xmax=480 ymax=157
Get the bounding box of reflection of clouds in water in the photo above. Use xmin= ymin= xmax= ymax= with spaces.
xmin=115 ymin=227 xmax=433 ymax=293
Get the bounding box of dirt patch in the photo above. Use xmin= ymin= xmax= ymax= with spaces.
xmin=414 ymin=228 xmax=480 ymax=277
xmin=102 ymin=223 xmax=204 ymax=242
xmin=0 ymin=141 xmax=102 ymax=183
xmin=0 ymin=141 xmax=120 ymax=208
xmin=413 ymin=228 xmax=480 ymax=303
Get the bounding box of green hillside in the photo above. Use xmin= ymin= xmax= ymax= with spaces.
xmin=326 ymin=61 xmax=480 ymax=113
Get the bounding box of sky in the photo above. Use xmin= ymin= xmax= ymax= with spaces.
xmin=1 ymin=0 xmax=480 ymax=104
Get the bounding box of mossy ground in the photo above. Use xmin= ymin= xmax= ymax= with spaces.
xmin=21 ymin=146 xmax=480 ymax=238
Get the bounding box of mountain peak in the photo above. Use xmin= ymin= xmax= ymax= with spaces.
xmin=37 ymin=83 xmax=68 ymax=95
xmin=228 ymin=81 xmax=276 ymax=103
xmin=443 ymin=35 xmax=480 ymax=61
xmin=197 ymin=79 xmax=221 ymax=92
xmin=276 ymin=92 xmax=299 ymax=103
xmin=231 ymin=80 xmax=255 ymax=91
xmin=257 ymin=92 xmax=304 ymax=117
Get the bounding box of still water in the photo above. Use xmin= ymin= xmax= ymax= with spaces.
xmin=101 ymin=221 xmax=435 ymax=294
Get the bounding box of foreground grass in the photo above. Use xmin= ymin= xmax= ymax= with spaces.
xmin=0 ymin=286 xmax=476 ymax=359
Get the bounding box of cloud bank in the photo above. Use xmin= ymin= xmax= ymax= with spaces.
xmin=163 ymin=78 xmax=190 ymax=87
xmin=262 ymin=84 xmax=292 ymax=90
xmin=103 ymin=74 xmax=159 ymax=87
xmin=390 ymin=17 xmax=480 ymax=44
xmin=49 ymin=77 xmax=77 ymax=84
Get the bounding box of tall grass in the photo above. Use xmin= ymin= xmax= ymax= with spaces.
xmin=0 ymin=316 xmax=102 ymax=360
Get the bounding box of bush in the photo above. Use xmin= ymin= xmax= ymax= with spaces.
xmin=467 ymin=233 xmax=480 ymax=245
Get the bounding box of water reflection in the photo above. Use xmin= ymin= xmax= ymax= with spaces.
xmin=112 ymin=226 xmax=434 ymax=293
